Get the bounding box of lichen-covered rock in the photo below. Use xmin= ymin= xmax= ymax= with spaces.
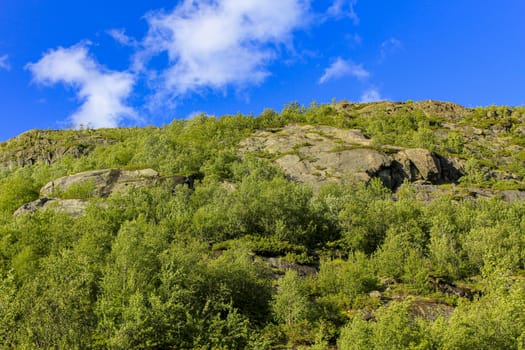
xmin=315 ymin=148 xmax=391 ymax=175
xmin=395 ymin=183 xmax=525 ymax=202
xmin=239 ymin=124 xmax=372 ymax=156
xmin=275 ymin=149 xmax=390 ymax=190
xmin=40 ymin=168 xmax=160 ymax=198
xmin=240 ymin=124 xmax=463 ymax=190
xmin=14 ymin=198 xmax=88 ymax=217
xmin=0 ymin=129 xmax=116 ymax=168
xmin=15 ymin=169 xmax=196 ymax=217
xmin=394 ymin=148 xmax=442 ymax=182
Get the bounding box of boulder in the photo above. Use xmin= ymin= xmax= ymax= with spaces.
xmin=368 ymin=290 xmax=382 ymax=298
xmin=436 ymin=155 xmax=464 ymax=183
xmin=15 ymin=168 xmax=198 ymax=217
xmin=275 ymin=154 xmax=323 ymax=185
xmin=40 ymin=168 xmax=160 ymax=198
xmin=393 ymin=148 xmax=441 ymax=182
xmin=315 ymin=148 xmax=391 ymax=175
xmin=14 ymin=198 xmax=88 ymax=217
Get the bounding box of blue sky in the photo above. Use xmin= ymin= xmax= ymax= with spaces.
xmin=1 ymin=0 xmax=525 ymax=141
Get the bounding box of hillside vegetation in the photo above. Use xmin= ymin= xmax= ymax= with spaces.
xmin=0 ymin=100 xmax=524 ymax=349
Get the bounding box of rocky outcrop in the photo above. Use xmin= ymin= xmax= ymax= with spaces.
xmin=275 ymin=148 xmax=392 ymax=189
xmin=240 ymin=124 xmax=373 ymax=155
xmin=240 ymin=124 xmax=463 ymax=190
xmin=266 ymin=257 xmax=317 ymax=278
xmin=0 ymin=129 xmax=116 ymax=169
xmin=336 ymin=100 xmax=471 ymax=122
xmin=15 ymin=168 xmax=196 ymax=217
xmin=40 ymin=168 xmax=161 ymax=198
xmin=13 ymin=198 xmax=88 ymax=217
xmin=394 ymin=148 xmax=442 ymax=183
xmin=395 ymin=183 xmax=525 ymax=203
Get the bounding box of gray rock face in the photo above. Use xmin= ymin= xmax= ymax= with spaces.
xmin=13 ymin=198 xmax=88 ymax=217
xmin=15 ymin=168 xmax=196 ymax=217
xmin=240 ymin=124 xmax=372 ymax=155
xmin=395 ymin=183 xmax=525 ymax=203
xmin=275 ymin=149 xmax=391 ymax=189
xmin=40 ymin=168 xmax=160 ymax=198
xmin=240 ymin=124 xmax=463 ymax=190
xmin=394 ymin=148 xmax=442 ymax=183
xmin=266 ymin=257 xmax=317 ymax=277
xmin=0 ymin=129 xmax=115 ymax=169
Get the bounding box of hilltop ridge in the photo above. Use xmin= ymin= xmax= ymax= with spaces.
xmin=2 ymin=100 xmax=524 ymax=191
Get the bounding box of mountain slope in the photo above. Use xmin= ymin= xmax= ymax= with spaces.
xmin=0 ymin=100 xmax=524 ymax=349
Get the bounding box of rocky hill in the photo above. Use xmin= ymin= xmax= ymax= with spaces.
xmin=1 ymin=100 xmax=524 ymax=349
xmin=0 ymin=128 xmax=123 ymax=168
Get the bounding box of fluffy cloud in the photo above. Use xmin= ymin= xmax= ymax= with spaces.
xmin=319 ymin=57 xmax=369 ymax=84
xmin=139 ymin=0 xmax=309 ymax=96
xmin=27 ymin=43 xmax=136 ymax=128
xmin=108 ymin=28 xmax=138 ymax=47
xmin=327 ymin=0 xmax=359 ymax=24
xmin=0 ymin=54 xmax=10 ymax=71
xmin=360 ymin=87 xmax=383 ymax=102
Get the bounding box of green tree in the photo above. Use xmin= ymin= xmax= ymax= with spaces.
xmin=273 ymin=269 xmax=317 ymax=347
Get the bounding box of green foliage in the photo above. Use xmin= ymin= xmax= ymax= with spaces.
xmin=56 ymin=179 xmax=97 ymax=199
xmin=460 ymin=157 xmax=488 ymax=186
xmin=272 ymin=270 xmax=319 ymax=346
xmin=348 ymin=108 xmax=440 ymax=149
xmin=0 ymin=271 xmax=19 ymax=347
xmin=190 ymin=168 xmax=326 ymax=247
xmin=337 ymin=178 xmax=393 ymax=253
xmin=0 ymin=168 xmax=39 ymax=214
xmin=273 ymin=270 xmax=312 ymax=326
xmin=435 ymin=275 xmax=525 ymax=350
xmin=317 ymin=253 xmax=378 ymax=308
xmin=338 ymin=314 xmax=373 ymax=350
xmin=339 ymin=301 xmax=428 ymax=350
xmin=427 ymin=210 xmax=466 ymax=279
xmin=441 ymin=132 xmax=466 ymax=154
xmin=373 ymin=222 xmax=430 ymax=289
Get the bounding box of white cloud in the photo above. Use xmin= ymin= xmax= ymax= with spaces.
xmin=0 ymin=54 xmax=10 ymax=71
xmin=27 ymin=43 xmax=136 ymax=128
xmin=319 ymin=57 xmax=369 ymax=84
xmin=108 ymin=28 xmax=138 ymax=47
xmin=380 ymin=37 xmax=401 ymax=61
xmin=139 ymin=0 xmax=309 ymax=97
xmin=360 ymin=87 xmax=383 ymax=102
xmin=327 ymin=0 xmax=359 ymax=24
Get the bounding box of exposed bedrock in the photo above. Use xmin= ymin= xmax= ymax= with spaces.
xmin=240 ymin=124 xmax=464 ymax=191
